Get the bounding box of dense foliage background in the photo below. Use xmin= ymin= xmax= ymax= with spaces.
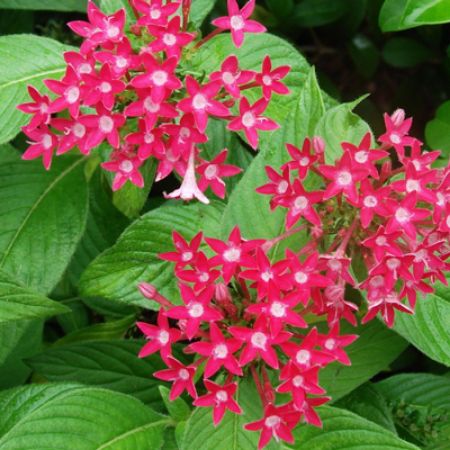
xmin=0 ymin=1 xmax=449 ymax=449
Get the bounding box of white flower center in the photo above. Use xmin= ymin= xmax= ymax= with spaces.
xmin=262 ymin=75 xmax=272 ymax=86
xmin=446 ymin=215 xmax=450 ymax=227
xmin=406 ymin=179 xmax=420 ymax=192
xmin=216 ymin=390 xmax=228 ymax=402
xmin=65 ymin=86 xmax=80 ymax=103
xmin=163 ymin=33 xmax=176 ymax=46
xmin=375 ymin=236 xmax=387 ymax=246
xmin=79 ymin=63 xmax=92 ymax=74
xmin=99 ymin=82 xmax=112 ymax=93
xmin=223 ymin=247 xmax=241 ymax=262
xmin=370 ymin=275 xmax=384 ymax=288
xmin=152 ymin=70 xmax=168 ymax=86
xmin=355 ymin=150 xmax=368 ymax=163
xmin=188 ymin=302 xmax=204 ymax=318
xmin=107 ymin=25 xmax=120 ymax=38
xmin=205 ymin=164 xmax=218 ymax=180
xmin=337 ymin=171 xmax=352 ymax=186
xmin=251 ymin=332 xmax=267 ymax=350
xmin=150 ymin=8 xmax=161 ymax=19
xmin=294 ymin=271 xmax=308 ymax=284
xmin=193 ymin=93 xmax=208 ymax=110
xmin=328 ymin=259 xmax=342 ymax=271
xmin=213 ymin=344 xmax=228 ymax=359
xmin=390 ymin=132 xmax=401 ymax=144
xmin=300 ymin=156 xmax=310 ymax=167
xmin=395 ymin=207 xmax=411 ymax=223
xmin=181 ymin=251 xmax=193 ymax=262
xmin=277 ymin=180 xmax=289 ymax=194
xmin=387 ymin=258 xmax=400 ymax=270
xmin=270 ymin=301 xmax=286 ymax=318
xmin=261 ymin=270 xmax=273 ymax=282
xmin=324 ymin=338 xmax=336 ymax=350
xmin=437 ymin=192 xmax=445 ymax=206
xmin=144 ymin=132 xmax=155 ymax=144
xmin=222 ymin=71 xmax=235 ymax=85
xmin=119 ymin=160 xmax=133 ymax=173
xmin=363 ymin=195 xmax=377 ymax=207
xmin=230 ymin=15 xmax=245 ymax=30
xmin=178 ymin=368 xmax=189 ymax=380
xmin=99 ymin=115 xmax=114 ymax=133
xmin=296 ymin=349 xmax=311 ymax=365
xmin=180 ymin=127 xmax=191 ymax=139
xmin=292 ymin=375 xmax=304 ymax=387
xmin=42 ymin=134 xmax=52 ymax=149
xmin=144 ymin=97 xmax=160 ymax=113
xmin=158 ymin=330 xmax=169 ymax=345
xmin=116 ymin=56 xmax=128 ymax=68
xmin=73 ymin=123 xmax=86 ymax=138
xmin=198 ymin=272 xmax=209 ymax=282
xmin=265 ymin=415 xmax=281 ymax=428
xmin=294 ymin=195 xmax=308 ymax=210
xmin=242 ymin=111 xmax=255 ymax=128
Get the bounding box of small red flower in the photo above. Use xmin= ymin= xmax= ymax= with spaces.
xmin=101 ymin=151 xmax=145 ymax=191
xmin=22 ymin=125 xmax=58 ymax=170
xmin=255 ymin=56 xmax=290 ymax=99
xmin=17 ymin=86 xmax=51 ymax=129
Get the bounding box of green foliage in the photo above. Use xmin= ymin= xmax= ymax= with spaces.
xmin=382 ymin=37 xmax=429 ymax=68
xmin=379 ymin=0 xmax=450 ymax=32
xmin=426 ymin=100 xmax=450 ymax=154
xmin=0 ymin=35 xmax=71 ymax=145
xmin=0 ymin=0 xmax=87 ymax=11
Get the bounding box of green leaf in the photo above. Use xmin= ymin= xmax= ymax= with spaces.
xmin=181 ymin=379 xmax=278 ymax=450
xmin=425 ymin=100 xmax=450 ymax=154
xmin=295 ymin=0 xmax=348 ymax=27
xmin=189 ymin=0 xmax=217 ymax=27
xmin=289 ymin=406 xmax=420 ymax=449
xmin=348 ymin=34 xmax=380 ymax=79
xmin=0 ymin=35 xmax=71 ymax=144
xmin=0 ymin=144 xmax=21 ymax=163
xmin=0 ymin=157 xmax=89 ymax=294
xmin=392 ymin=292 xmax=450 ymax=367
xmin=67 ymin=169 xmax=130 ymax=287
xmin=0 ymin=0 xmax=87 ymax=11
xmin=376 ymin=373 xmax=450 ymax=449
xmin=159 ymin=386 xmax=191 ymax=422
xmin=189 ymin=33 xmax=310 ymax=129
xmin=379 ymin=0 xmax=450 ymax=32
xmin=0 ymin=269 xmax=69 ymax=323
xmin=0 ymin=383 xmax=169 ymax=449
xmin=336 ymin=383 xmax=397 ymax=433
xmin=27 ymin=340 xmax=166 ymax=409
xmin=320 ymin=320 xmax=408 ymax=401
xmin=382 ymin=37 xmax=429 ymax=68
xmin=80 ymin=201 xmax=224 ymax=309
xmin=315 ymin=98 xmax=372 ymax=164
xmin=54 ymin=315 xmax=136 ymax=346
xmin=221 ymin=68 xmax=326 ymax=243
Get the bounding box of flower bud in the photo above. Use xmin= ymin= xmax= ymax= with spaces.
xmin=390 ymin=108 xmax=405 ymax=127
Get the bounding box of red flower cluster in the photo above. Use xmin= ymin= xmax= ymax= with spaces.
xmin=137 ymin=109 xmax=449 ymax=449
xmin=17 ymin=0 xmax=289 ymax=201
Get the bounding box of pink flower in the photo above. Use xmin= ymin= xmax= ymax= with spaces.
xmin=361 ymin=226 xmax=403 ymax=261
xmin=319 ymin=152 xmax=367 ymax=203
xmin=178 ymin=76 xmax=229 ymax=133
xmin=316 ymin=324 xmax=357 ymax=365
xmin=94 ymin=38 xmax=140 ymax=77
xmin=64 ymin=51 xmax=95 ymax=78
xmin=255 ymin=56 xmax=290 ymax=99
xmin=227 ymin=97 xmax=279 ymax=149
xmin=282 ymin=139 xmax=318 ymax=180
xmin=131 ymin=54 xmax=182 ymax=103
xmin=153 ymin=356 xmax=197 ymax=400
xmin=68 ymin=1 xmax=125 ymax=54
xmin=137 ymin=310 xmax=182 ymax=362
xmin=79 ymin=105 xmax=125 ymax=149
xmin=188 ymin=322 xmax=242 ymax=377
xmin=148 ymin=16 xmax=195 ymax=59
xmin=296 ymin=395 xmax=330 ymax=427
xmin=134 ymin=0 xmax=180 ymax=27
xmin=193 ymin=380 xmax=242 ymax=426
xmin=125 ymin=119 xmax=165 ymax=160
xmin=17 ymin=86 xmax=51 ymax=129
xmin=159 ymin=231 xmax=203 ymax=268
xmin=83 ymin=63 xmax=126 ymax=110
xmin=212 ymin=0 xmax=266 ymax=48
xmin=209 ymin=55 xmax=254 ymax=98
xmin=45 ymin=66 xmax=85 ymax=118
xmin=353 ymin=179 xmax=391 ymax=228
xmin=176 ymin=252 xmax=220 ymax=291
xmin=244 ymin=402 xmax=301 ymax=449
xmin=363 ymin=291 xmax=413 ymax=328
xmin=197 ymin=149 xmax=242 ymax=198
xmin=101 ymin=151 xmax=145 ymax=190
xmin=165 ymin=284 xmax=223 ymax=339
xmin=22 ymin=125 xmax=58 ymax=170
xmin=164 ymin=146 xmax=210 ymax=204
xmin=51 ymin=117 xmax=90 ymax=155
xmin=229 ymin=318 xmax=291 ymax=369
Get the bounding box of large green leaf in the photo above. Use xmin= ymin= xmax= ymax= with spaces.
xmin=189 ymin=33 xmax=310 ymax=129
xmin=320 ymin=320 xmax=408 ymax=402
xmin=315 ymin=98 xmax=372 ymax=164
xmin=425 ymin=100 xmax=450 ymax=155
xmin=80 ymin=201 xmax=224 ymax=309
xmin=189 ymin=0 xmax=217 ymax=27
xmin=336 ymin=383 xmax=397 ymax=433
xmin=0 ymin=270 xmax=68 ymax=323
xmin=392 ymin=292 xmax=450 ymax=367
xmin=0 ymin=383 xmax=168 ymax=450
xmin=26 ymin=340 xmax=165 ymax=409
xmin=289 ymin=406 xmax=420 ymax=450
xmin=376 ymin=373 xmax=450 ymax=449
xmin=379 ymin=0 xmax=450 ymax=32
xmin=0 ymin=157 xmax=88 ymax=294
xmin=0 ymin=0 xmax=87 ymax=11
xmin=0 ymin=35 xmax=70 ymax=144
xmin=221 ymin=68 xmax=326 ymax=243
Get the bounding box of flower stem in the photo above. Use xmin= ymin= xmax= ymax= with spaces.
xmin=194 ymin=28 xmax=223 ymax=48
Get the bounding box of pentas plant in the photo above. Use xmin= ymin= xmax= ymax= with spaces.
xmin=17 ymin=0 xmax=288 ymax=202
xmin=136 ymin=109 xmax=449 ymax=449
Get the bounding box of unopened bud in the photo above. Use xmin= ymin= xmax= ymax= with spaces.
xmin=391 ymin=108 xmax=405 ymax=127
xmin=325 ymin=284 xmax=344 ymax=301
xmin=215 ymin=282 xmax=232 ymax=304
xmin=139 ymin=282 xmax=157 ymax=299
xmin=312 ymin=136 xmax=325 ymax=155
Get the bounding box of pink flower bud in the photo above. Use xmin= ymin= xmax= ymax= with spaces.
xmin=139 ymin=282 xmax=157 ymax=299
xmin=312 ymin=136 xmax=325 ymax=155
xmin=215 ymin=282 xmax=232 ymax=304
xmin=390 ymin=108 xmax=405 ymax=127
